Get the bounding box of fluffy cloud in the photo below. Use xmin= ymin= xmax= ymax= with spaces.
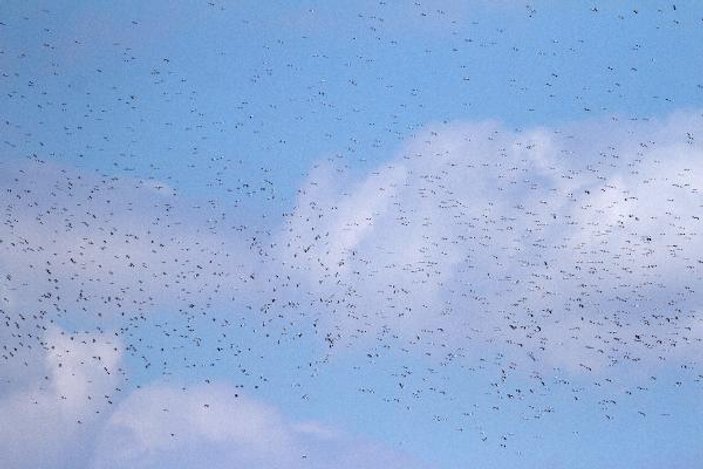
xmin=278 ymin=111 xmax=703 ymax=373
xmin=1 ymin=111 xmax=702 ymax=467
xmin=92 ymin=383 xmax=422 ymax=469
xmin=91 ymin=384 xmax=298 ymax=468
xmin=0 ymin=320 xmax=421 ymax=469
xmin=0 ymin=159 xmax=423 ymax=469
xmin=0 ymin=325 xmax=123 ymax=469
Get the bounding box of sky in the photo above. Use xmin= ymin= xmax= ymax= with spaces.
xmin=1 ymin=1 xmax=702 ymax=468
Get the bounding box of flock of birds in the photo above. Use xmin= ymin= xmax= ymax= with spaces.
xmin=1 ymin=1 xmax=702 ymax=464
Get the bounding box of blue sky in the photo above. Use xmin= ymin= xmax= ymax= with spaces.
xmin=1 ymin=1 xmax=703 ymax=468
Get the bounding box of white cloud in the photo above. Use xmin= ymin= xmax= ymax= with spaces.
xmin=92 ymin=384 xmax=296 ymax=468
xmin=0 ymin=157 xmax=256 ymax=330
xmin=2 ymin=111 xmax=702 ymax=467
xmin=92 ymin=382 xmax=424 ymax=469
xmin=0 ymin=319 xmax=422 ymax=469
xmin=0 ymin=325 xmax=123 ymax=469
xmin=278 ymin=111 xmax=703 ymax=373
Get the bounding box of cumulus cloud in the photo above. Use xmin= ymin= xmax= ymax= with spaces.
xmin=0 ymin=325 xmax=123 ymax=469
xmin=277 ymin=111 xmax=703 ymax=373
xmin=92 ymin=383 xmax=423 ymax=469
xmin=0 ymin=158 xmax=423 ymax=469
xmin=92 ymin=384 xmax=297 ymax=468
xmin=0 ymin=326 xmax=419 ymax=469
xmin=2 ymin=111 xmax=702 ymax=467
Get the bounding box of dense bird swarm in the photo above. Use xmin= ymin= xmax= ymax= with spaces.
xmin=1 ymin=2 xmax=702 ymax=468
